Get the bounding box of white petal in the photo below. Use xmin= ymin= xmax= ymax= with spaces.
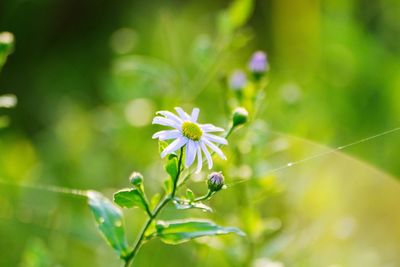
xmin=174 ymin=107 xmax=191 ymax=121
xmin=203 ymin=133 xmax=228 ymax=145
xmin=191 ymin=108 xmax=200 ymax=122
xmin=156 ymin=111 xmax=183 ymax=124
xmin=200 ymin=142 xmax=213 ymax=169
xmin=195 ymin=144 xmax=203 ymax=173
xmin=152 ymin=116 xmax=180 ymax=128
xmin=185 ymin=140 xmax=197 ymax=167
xmin=161 ymin=137 xmax=187 ymax=158
xmin=203 ymin=138 xmax=227 ymax=160
xmin=152 ymin=130 xmax=181 ymax=140
xmin=200 ymin=124 xmax=225 ymax=133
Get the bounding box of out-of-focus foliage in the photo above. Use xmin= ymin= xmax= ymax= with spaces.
xmin=0 ymin=0 xmax=400 ymax=266
xmin=0 ymin=31 xmax=14 ymax=70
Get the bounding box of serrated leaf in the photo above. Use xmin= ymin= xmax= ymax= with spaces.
xmin=173 ymin=200 xmax=213 ymax=213
xmin=154 ymin=219 xmax=245 ymax=244
xmin=164 ymin=156 xmax=178 ymax=181
xmin=113 ymin=188 xmax=149 ymax=213
xmin=87 ymin=191 xmax=129 ymax=258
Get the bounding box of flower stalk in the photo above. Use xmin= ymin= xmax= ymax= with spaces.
xmin=123 ymin=147 xmax=184 ymax=267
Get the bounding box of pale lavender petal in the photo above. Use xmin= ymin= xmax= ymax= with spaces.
xmin=152 ymin=130 xmax=182 ymax=140
xmin=174 ymin=107 xmax=191 ymax=121
xmin=203 ymin=138 xmax=226 ymax=160
xmin=191 ymin=108 xmax=200 ymax=122
xmin=203 ymin=133 xmax=228 ymax=145
xmin=185 ymin=140 xmax=197 ymax=167
xmin=195 ymin=144 xmax=203 ymax=173
xmin=156 ymin=111 xmax=183 ymax=124
xmin=152 ymin=116 xmax=180 ymax=128
xmin=161 ymin=137 xmax=187 ymax=158
xmin=200 ymin=124 xmax=225 ymax=133
xmin=200 ymin=142 xmax=213 ymax=169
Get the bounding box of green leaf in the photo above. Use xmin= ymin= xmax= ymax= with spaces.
xmin=186 ymin=189 xmax=195 ymax=202
xmin=228 ymin=0 xmax=254 ymax=29
xmin=113 ymin=188 xmax=149 ymax=213
xmin=173 ymin=200 xmax=213 ymax=213
xmin=218 ymin=0 xmax=254 ymax=35
xmin=163 ymin=178 xmax=172 ymax=194
xmin=87 ymin=191 xmax=129 ymax=258
xmin=150 ymin=193 xmax=161 ymax=210
xmin=154 ymin=219 xmax=245 ymax=244
xmin=164 ymin=156 xmax=178 ymax=181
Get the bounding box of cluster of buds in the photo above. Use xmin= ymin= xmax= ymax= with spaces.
xmin=227 ymin=50 xmax=269 ymax=91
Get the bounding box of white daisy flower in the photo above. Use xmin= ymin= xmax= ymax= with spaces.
xmin=152 ymin=107 xmax=228 ymax=173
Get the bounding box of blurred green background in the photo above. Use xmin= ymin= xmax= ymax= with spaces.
xmin=1 ymin=0 xmax=400 ymax=266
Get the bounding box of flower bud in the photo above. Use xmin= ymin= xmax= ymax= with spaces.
xmin=232 ymin=107 xmax=248 ymax=127
xmin=129 ymin=172 xmax=143 ymax=187
xmin=207 ymin=172 xmax=225 ymax=192
xmin=229 ymin=70 xmax=247 ymax=91
xmin=248 ymin=51 xmax=269 ymax=76
xmin=0 ymin=32 xmax=14 ymax=55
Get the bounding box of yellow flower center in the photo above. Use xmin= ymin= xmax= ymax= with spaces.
xmin=182 ymin=121 xmax=202 ymax=141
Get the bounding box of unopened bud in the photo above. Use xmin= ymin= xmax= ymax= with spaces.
xmin=232 ymin=107 xmax=248 ymax=127
xmin=207 ymin=172 xmax=225 ymax=192
xmin=229 ymin=70 xmax=247 ymax=91
xmin=0 ymin=32 xmax=14 ymax=55
xmin=129 ymin=172 xmax=143 ymax=187
xmin=248 ymin=51 xmax=269 ymax=77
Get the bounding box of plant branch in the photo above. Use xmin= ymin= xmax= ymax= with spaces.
xmin=123 ymin=147 xmax=184 ymax=267
xmin=193 ymin=190 xmax=213 ymax=202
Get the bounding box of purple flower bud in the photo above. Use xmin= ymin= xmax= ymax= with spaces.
xmin=248 ymin=51 xmax=269 ymax=74
xmin=229 ymin=70 xmax=247 ymax=91
xmin=207 ymin=172 xmax=225 ymax=192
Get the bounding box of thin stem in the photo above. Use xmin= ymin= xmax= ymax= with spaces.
xmin=194 ymin=190 xmax=213 ymax=202
xmin=123 ymin=147 xmax=184 ymax=267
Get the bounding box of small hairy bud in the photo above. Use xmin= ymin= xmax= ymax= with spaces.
xmin=129 ymin=172 xmax=143 ymax=187
xmin=207 ymin=172 xmax=225 ymax=192
xmin=229 ymin=70 xmax=247 ymax=91
xmin=232 ymin=107 xmax=249 ymax=127
xmin=248 ymin=51 xmax=269 ymax=76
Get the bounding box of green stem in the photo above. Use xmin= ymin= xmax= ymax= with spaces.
xmin=193 ymin=190 xmax=213 ymax=202
xmin=123 ymin=147 xmax=184 ymax=267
